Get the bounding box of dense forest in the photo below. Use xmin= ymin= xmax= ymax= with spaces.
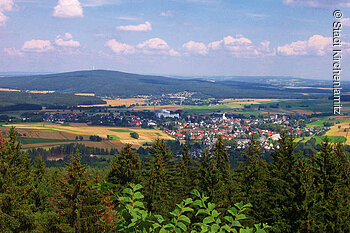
xmin=0 ymin=70 xmax=331 ymax=99
xmin=0 ymin=127 xmax=349 ymax=232
xmin=0 ymin=91 xmax=105 ymax=109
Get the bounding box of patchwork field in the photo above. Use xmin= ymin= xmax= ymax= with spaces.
xmin=305 ymin=117 xmax=350 ymax=145
xmin=131 ymin=105 xmax=187 ymax=111
xmin=78 ymin=98 xmax=148 ymax=107
xmin=220 ymin=98 xmax=280 ymax=105
xmin=325 ymin=121 xmax=350 ymax=145
xmin=1 ymin=122 xmax=173 ymax=149
xmin=294 ymin=136 xmax=347 ymax=144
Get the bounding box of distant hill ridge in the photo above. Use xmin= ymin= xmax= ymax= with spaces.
xmin=0 ymin=69 xmax=333 ymax=98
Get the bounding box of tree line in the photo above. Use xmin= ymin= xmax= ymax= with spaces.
xmin=0 ymin=127 xmax=349 ymax=232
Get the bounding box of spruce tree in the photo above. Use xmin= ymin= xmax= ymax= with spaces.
xmin=268 ymin=132 xmax=306 ymax=232
xmin=239 ymin=135 xmax=270 ymax=224
xmin=107 ymin=144 xmax=141 ymax=192
xmin=307 ymin=138 xmax=350 ymax=232
xmin=51 ymin=151 xmax=102 ymax=232
xmin=143 ymin=139 xmax=175 ymax=214
xmin=0 ymin=127 xmax=35 ymax=232
xmin=175 ymin=142 xmax=196 ymax=202
xmin=211 ymin=135 xmax=235 ymax=208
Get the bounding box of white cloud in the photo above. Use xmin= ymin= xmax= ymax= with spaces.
xmin=53 ymin=0 xmax=83 ymax=18
xmin=245 ymin=13 xmax=269 ymax=19
xmin=116 ymin=16 xmax=138 ymax=21
xmin=208 ymin=35 xmax=275 ymax=57
xmin=105 ymin=38 xmax=179 ymax=56
xmin=278 ymin=35 xmax=332 ymax=56
xmin=283 ymin=0 xmax=350 ymax=8
xmin=81 ymin=0 xmax=119 ymax=7
xmin=137 ymin=38 xmax=180 ymax=56
xmin=341 ymin=18 xmax=350 ymax=27
xmin=117 ymin=21 xmax=152 ymax=32
xmin=160 ymin=10 xmax=174 ymax=17
xmin=0 ymin=0 xmax=15 ymax=26
xmin=22 ymin=40 xmax=54 ymax=53
xmin=4 ymin=47 xmax=24 ymax=56
xmin=137 ymin=38 xmax=170 ymax=50
xmin=182 ymin=41 xmax=208 ymax=55
xmin=55 ymin=33 xmax=80 ymax=47
xmin=105 ymin=39 xmax=135 ymax=55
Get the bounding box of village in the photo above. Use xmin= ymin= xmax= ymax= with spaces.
xmin=15 ymin=108 xmax=329 ymax=151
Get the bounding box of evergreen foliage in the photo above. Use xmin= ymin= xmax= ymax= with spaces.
xmin=0 ymin=128 xmax=349 ymax=232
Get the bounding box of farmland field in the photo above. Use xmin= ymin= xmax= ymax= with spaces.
xmin=78 ymin=98 xmax=147 ymax=107
xmin=294 ymin=136 xmax=347 ymax=144
xmin=1 ymin=122 xmax=173 ymax=149
xmin=325 ymin=119 xmax=350 ymax=145
xmin=304 ymin=117 xmax=350 ymax=145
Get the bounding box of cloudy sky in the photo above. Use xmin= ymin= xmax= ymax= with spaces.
xmin=0 ymin=0 xmax=350 ymax=80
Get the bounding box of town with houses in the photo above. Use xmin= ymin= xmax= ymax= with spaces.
xmin=16 ymin=108 xmax=330 ymax=151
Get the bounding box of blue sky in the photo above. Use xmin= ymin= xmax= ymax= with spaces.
xmin=0 ymin=0 xmax=350 ymax=80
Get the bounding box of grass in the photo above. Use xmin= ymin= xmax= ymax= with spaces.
xmin=108 ymin=135 xmax=121 ymax=140
xmin=294 ymin=136 xmax=347 ymax=144
xmin=109 ymin=129 xmax=133 ymax=133
xmin=5 ymin=123 xmax=174 ymax=149
xmin=19 ymin=137 xmax=72 ymax=145
xmin=307 ymin=118 xmax=348 ymax=128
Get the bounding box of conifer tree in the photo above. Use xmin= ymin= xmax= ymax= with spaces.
xmin=306 ymin=138 xmax=350 ymax=232
xmin=197 ymin=148 xmax=215 ymax=197
xmin=30 ymin=155 xmax=56 ymax=231
xmin=51 ymin=151 xmax=102 ymax=232
xmin=175 ymin=142 xmax=196 ymax=202
xmin=211 ymin=135 xmax=235 ymax=208
xmin=143 ymin=139 xmax=175 ymax=214
xmin=239 ymin=135 xmax=270 ymax=224
xmin=0 ymin=127 xmax=35 ymax=232
xmin=107 ymin=144 xmax=141 ymax=192
xmin=268 ymin=132 xmax=306 ymax=232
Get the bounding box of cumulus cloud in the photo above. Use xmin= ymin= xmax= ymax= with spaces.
xmin=3 ymin=47 xmax=24 ymax=56
xmin=0 ymin=0 xmax=15 ymax=26
xmin=81 ymin=0 xmax=118 ymax=7
xmin=105 ymin=38 xmax=179 ymax=56
xmin=245 ymin=13 xmax=269 ymax=19
xmin=55 ymin=33 xmax=80 ymax=47
xmin=283 ymin=0 xmax=350 ymax=8
xmin=182 ymin=41 xmax=208 ymax=55
xmin=208 ymin=35 xmax=275 ymax=57
xmin=137 ymin=38 xmax=180 ymax=56
xmin=278 ymin=35 xmax=331 ymax=56
xmin=341 ymin=18 xmax=350 ymax=27
xmin=22 ymin=40 xmax=54 ymax=53
xmin=160 ymin=10 xmax=174 ymax=17
xmin=105 ymin=39 xmax=135 ymax=55
xmin=117 ymin=21 xmax=152 ymax=32
xmin=116 ymin=16 xmax=138 ymax=21
xmin=53 ymin=0 xmax=83 ymax=18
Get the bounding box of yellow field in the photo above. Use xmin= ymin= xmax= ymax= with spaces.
xmin=2 ymin=122 xmax=173 ymax=148
xmin=131 ymin=105 xmax=188 ymax=111
xmin=220 ymin=98 xmax=280 ymax=105
xmin=0 ymin=88 xmax=21 ymax=92
xmin=28 ymin=90 xmax=55 ymax=94
xmin=325 ymin=118 xmax=350 ymax=145
xmin=78 ymin=98 xmax=147 ymax=107
xmin=75 ymin=93 xmax=95 ymax=96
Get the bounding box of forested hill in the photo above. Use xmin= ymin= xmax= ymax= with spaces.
xmin=0 ymin=70 xmax=330 ymax=98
